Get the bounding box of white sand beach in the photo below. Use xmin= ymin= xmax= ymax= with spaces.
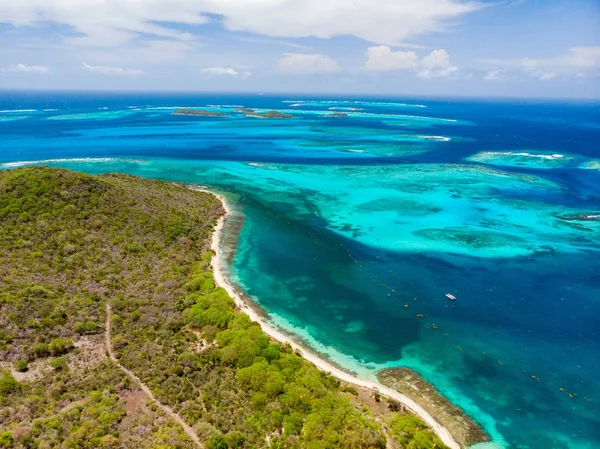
xmin=202 ymin=188 xmax=461 ymax=449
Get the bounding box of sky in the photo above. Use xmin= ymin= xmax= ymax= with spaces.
xmin=0 ymin=0 xmax=599 ymax=98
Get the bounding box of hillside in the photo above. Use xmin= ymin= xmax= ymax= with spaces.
xmin=0 ymin=167 xmax=448 ymax=449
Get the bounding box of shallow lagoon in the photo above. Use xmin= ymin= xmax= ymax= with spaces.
xmin=1 ymin=93 xmax=599 ymax=449
xmin=466 ymin=150 xmax=581 ymax=169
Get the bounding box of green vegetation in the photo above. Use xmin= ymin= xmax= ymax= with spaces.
xmin=0 ymin=167 xmax=448 ymax=448
xmin=173 ymin=108 xmax=229 ymax=117
xmin=388 ymin=415 xmax=446 ymax=449
xmin=236 ymin=109 xmax=295 ymax=119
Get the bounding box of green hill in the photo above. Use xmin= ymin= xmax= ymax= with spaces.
xmin=0 ymin=167 xmax=448 ymax=449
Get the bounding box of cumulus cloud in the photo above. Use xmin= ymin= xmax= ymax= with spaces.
xmin=7 ymin=63 xmax=49 ymax=74
xmin=363 ymin=46 xmax=419 ymax=72
xmin=364 ymin=46 xmax=457 ymax=78
xmin=417 ymin=49 xmax=457 ymax=78
xmin=421 ymin=49 xmax=451 ymax=68
xmin=82 ymin=62 xmax=143 ymax=76
xmin=277 ymin=53 xmax=340 ymax=75
xmin=1 ymin=1 xmax=483 ymax=47
xmin=481 ymin=47 xmax=600 ymax=81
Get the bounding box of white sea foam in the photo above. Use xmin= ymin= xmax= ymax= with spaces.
xmin=0 ymin=109 xmax=37 ymax=113
xmin=206 ymin=104 xmax=243 ymax=108
xmin=257 ymin=107 xmax=458 ymax=122
xmin=470 ymin=443 xmax=507 ymax=449
xmin=43 ymin=109 xmax=59 ymax=112
xmin=145 ymin=106 xmax=227 ymax=110
xmin=283 ymin=100 xmax=427 ymax=108
xmin=247 ymin=162 xmax=279 ymax=169
xmin=144 ymin=106 xmax=208 ymax=111
xmin=1 ymin=158 xmax=115 ymax=168
xmin=478 ymin=151 xmax=566 ymax=160
xmin=418 ymin=135 xmax=452 ymax=142
xmin=329 ymin=106 xmax=363 ymax=111
xmin=0 ymin=116 xmax=29 ymax=121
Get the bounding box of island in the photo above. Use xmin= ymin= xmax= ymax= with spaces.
xmin=0 ymin=166 xmax=468 ymax=449
xmin=327 ymin=112 xmax=349 ymax=117
xmin=235 ymin=108 xmax=294 ymax=119
xmin=173 ymin=108 xmax=229 ymax=117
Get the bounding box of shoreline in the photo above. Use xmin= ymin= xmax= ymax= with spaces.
xmin=204 ymin=188 xmax=462 ymax=449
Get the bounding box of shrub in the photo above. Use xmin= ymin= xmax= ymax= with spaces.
xmin=14 ymin=359 xmax=28 ymax=372
xmin=48 ymin=337 xmax=73 ymax=356
xmin=387 ymin=399 xmax=402 ymax=412
xmin=0 ymin=371 xmax=19 ymax=395
xmin=33 ymin=342 xmax=49 ymax=358
xmin=342 ymin=385 xmax=359 ymax=396
xmin=0 ymin=432 xmax=13 ymax=448
xmin=225 ymin=431 xmax=246 ymax=448
xmin=49 ymin=357 xmax=66 ymax=371
xmin=206 ymin=434 xmax=228 ymax=449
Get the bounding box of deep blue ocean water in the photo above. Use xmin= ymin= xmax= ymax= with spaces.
xmin=1 ymin=91 xmax=599 ymax=449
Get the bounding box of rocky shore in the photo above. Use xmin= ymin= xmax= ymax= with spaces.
xmin=378 ymin=367 xmax=490 ymax=448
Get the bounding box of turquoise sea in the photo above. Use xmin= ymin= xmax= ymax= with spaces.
xmin=1 ymin=91 xmax=599 ymax=448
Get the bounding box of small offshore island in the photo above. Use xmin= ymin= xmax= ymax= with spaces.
xmin=172 ymin=108 xmax=295 ymax=119
xmin=173 ymin=108 xmax=229 ymax=117
xmin=235 ymin=108 xmax=295 ymax=119
xmin=0 ymin=167 xmax=484 ymax=449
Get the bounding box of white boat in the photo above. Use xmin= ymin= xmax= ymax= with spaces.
xmin=445 ymin=293 xmax=456 ymax=300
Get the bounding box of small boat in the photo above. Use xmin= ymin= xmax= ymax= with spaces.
xmin=445 ymin=293 xmax=456 ymax=300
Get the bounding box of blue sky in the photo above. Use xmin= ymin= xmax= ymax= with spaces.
xmin=1 ymin=0 xmax=599 ymax=98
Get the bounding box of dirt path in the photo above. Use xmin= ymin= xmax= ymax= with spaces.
xmin=105 ymin=303 xmax=203 ymax=448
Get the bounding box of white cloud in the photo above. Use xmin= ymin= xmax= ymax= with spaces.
xmin=545 ymin=47 xmax=600 ymax=68
xmin=417 ymin=65 xmax=458 ymax=78
xmin=1 ymin=1 xmax=483 ymax=47
xmin=484 ymin=69 xmax=507 ymax=81
xmin=277 ymin=53 xmax=340 ymax=75
xmin=363 ymin=46 xmax=419 ymax=72
xmin=200 ymin=67 xmax=252 ymax=78
xmin=417 ymin=49 xmax=457 ymax=78
xmin=2 ymin=1 xmax=207 ymax=47
xmin=233 ymin=36 xmax=313 ymax=52
xmin=520 ymin=48 xmax=600 ymax=80
xmin=82 ymin=62 xmax=143 ymax=76
xmin=421 ymin=49 xmax=451 ymax=69
xmin=7 ymin=63 xmax=49 ymax=74
xmin=480 ymin=47 xmax=600 ymax=81
xmin=364 ymin=46 xmax=457 ymax=78
xmin=201 ymin=67 xmax=239 ymax=76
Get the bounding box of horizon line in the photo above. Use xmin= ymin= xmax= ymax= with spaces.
xmin=0 ymin=87 xmax=599 ymax=102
